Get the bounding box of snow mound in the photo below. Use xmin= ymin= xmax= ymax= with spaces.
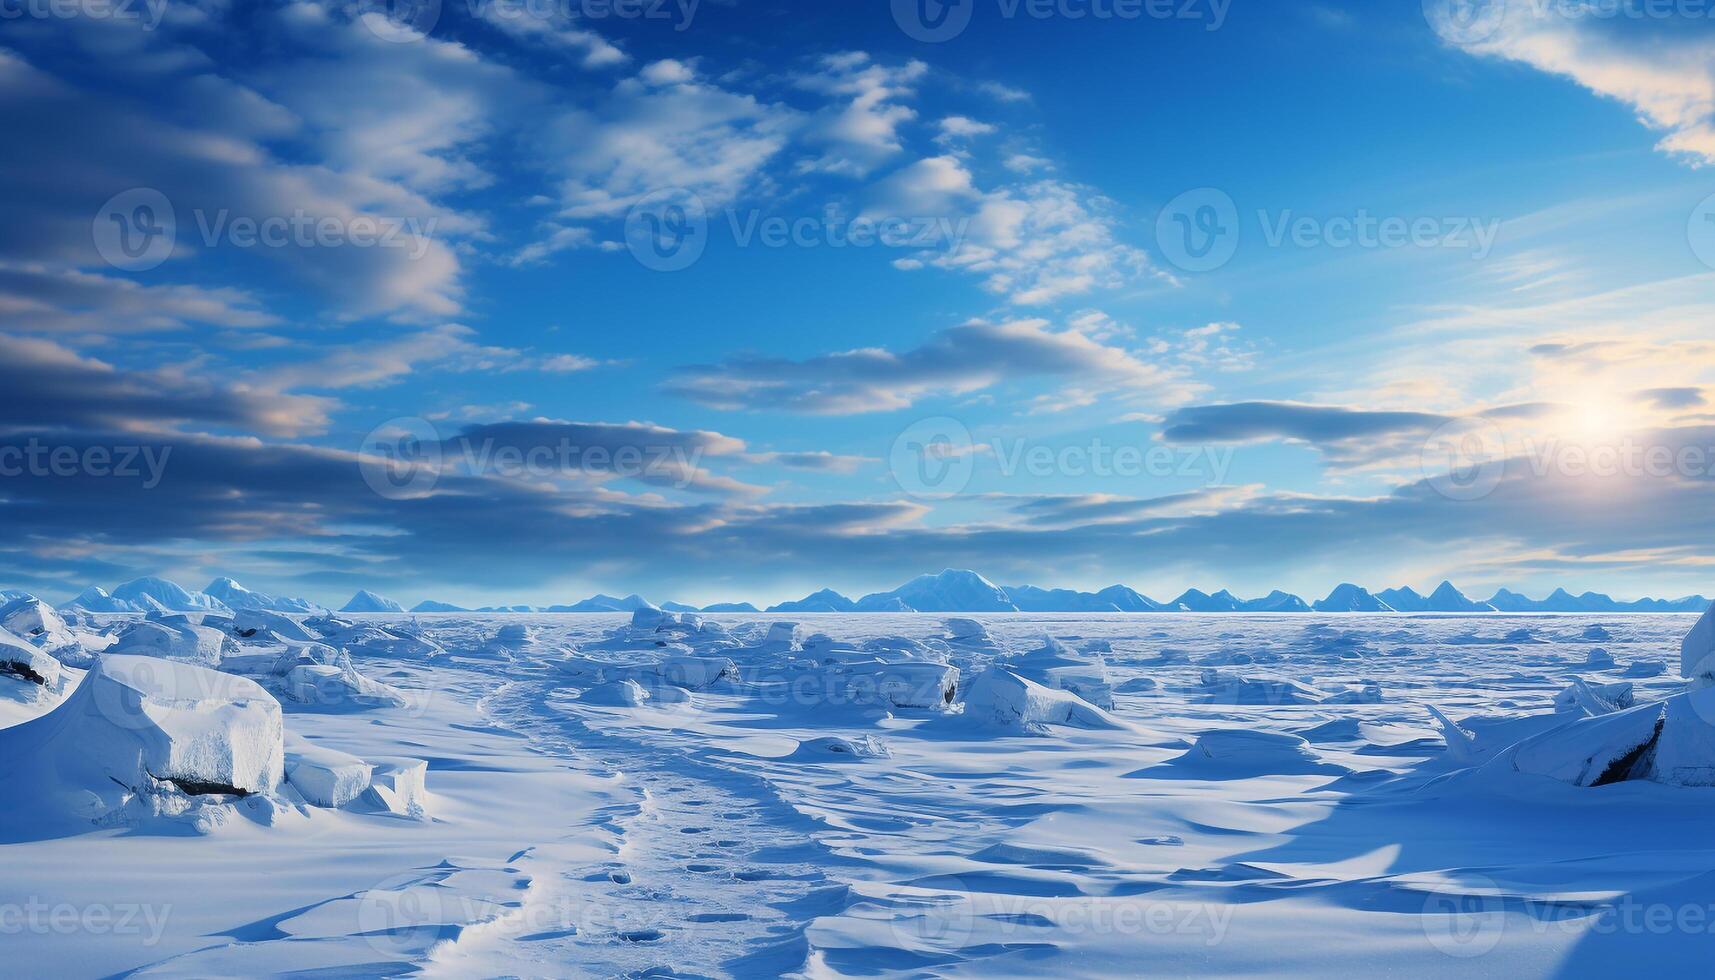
xmin=1622 ymin=661 xmax=1667 ymax=679
xmin=790 ymin=735 xmax=892 ymax=760
xmin=1198 ymin=669 xmax=1325 ymax=705
xmin=0 ymin=655 xmax=284 ymax=827
xmin=111 ymin=619 xmax=232 ymax=666
xmin=1160 ymin=729 xmax=1351 ymax=779
xmin=231 ymin=608 xmax=320 ymax=643
xmin=284 ymin=663 xmax=408 ymax=709
xmin=959 ymin=667 xmax=1123 ymax=733
xmin=656 ymin=655 xmax=737 ymax=689
xmin=580 ymin=679 xmax=650 ymax=706
xmin=1580 ymin=648 xmax=1616 ymax=669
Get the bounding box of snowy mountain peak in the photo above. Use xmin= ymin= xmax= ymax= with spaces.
xmin=863 ymin=569 xmax=1016 ymax=613
xmin=111 ymin=577 xmax=229 ymax=613
xmin=1313 ymin=583 xmax=1393 ymax=613
xmin=341 ymin=590 xmax=405 ymax=613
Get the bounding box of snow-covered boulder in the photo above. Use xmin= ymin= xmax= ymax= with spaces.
xmin=959 ymin=667 xmax=1122 ymax=733
xmin=111 ymin=619 xmax=232 ymax=666
xmin=0 ymin=626 xmax=63 ymax=689
xmin=285 ymin=743 xmax=373 ymax=808
xmin=1622 ymin=661 xmax=1667 ymax=679
xmin=0 ymin=655 xmax=284 ymax=822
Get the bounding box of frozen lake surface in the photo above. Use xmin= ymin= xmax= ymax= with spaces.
xmin=4 ymin=611 xmax=1711 ymax=977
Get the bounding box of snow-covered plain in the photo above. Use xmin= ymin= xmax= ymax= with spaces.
xmin=5 ymin=608 xmax=1715 ymax=977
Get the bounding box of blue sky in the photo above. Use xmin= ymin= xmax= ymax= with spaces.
xmin=3 ymin=0 xmax=1715 ymax=607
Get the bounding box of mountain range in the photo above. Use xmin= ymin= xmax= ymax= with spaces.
xmin=34 ymin=570 xmax=1713 ymax=615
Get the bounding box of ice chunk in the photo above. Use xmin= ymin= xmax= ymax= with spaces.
xmin=285 ymin=743 xmax=373 ymax=807
xmin=1005 ymin=637 xmax=1114 ymax=709
xmin=1681 ymin=600 xmax=1715 ymax=681
xmin=1552 ymin=678 xmax=1633 ymax=715
xmin=362 ymin=760 xmax=429 ymax=816
xmin=765 ymin=622 xmax=804 ymax=647
xmin=959 ymin=667 xmax=1123 ymax=733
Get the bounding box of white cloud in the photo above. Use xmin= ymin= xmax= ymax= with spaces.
xmin=1453 ymin=8 xmax=1715 ymax=165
